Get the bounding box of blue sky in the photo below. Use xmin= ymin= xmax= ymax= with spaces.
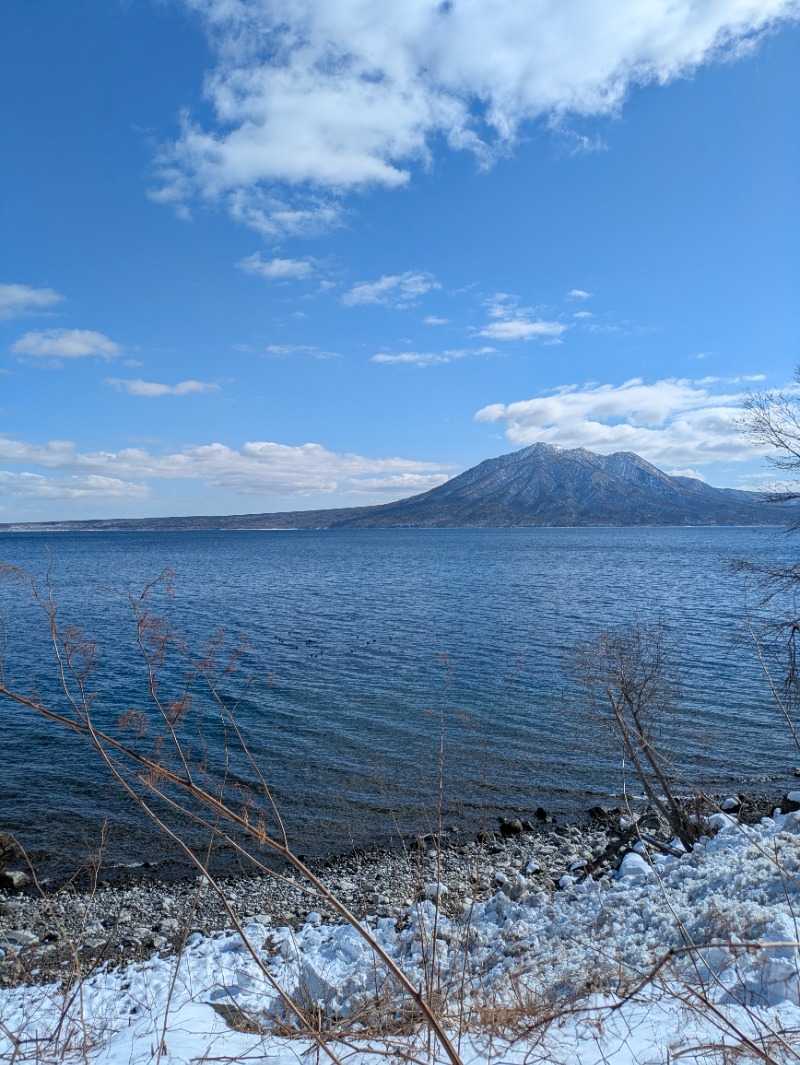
xmin=1 ymin=0 xmax=799 ymax=521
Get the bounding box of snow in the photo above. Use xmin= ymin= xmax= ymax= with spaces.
xmin=3 ymin=812 xmax=800 ymax=1064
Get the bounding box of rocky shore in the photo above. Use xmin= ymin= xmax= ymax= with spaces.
xmin=0 ymin=795 xmax=782 ymax=991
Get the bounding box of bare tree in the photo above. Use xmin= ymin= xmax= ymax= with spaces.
xmin=738 ymin=371 xmax=800 ymax=752
xmin=575 ymin=620 xmax=701 ymax=851
xmin=742 ymin=369 xmax=800 ymax=508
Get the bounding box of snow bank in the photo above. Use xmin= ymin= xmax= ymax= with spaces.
xmin=2 ymin=811 xmax=800 ymax=1064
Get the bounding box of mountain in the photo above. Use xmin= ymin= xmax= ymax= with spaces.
xmin=0 ymin=445 xmax=788 ymax=532
xmin=0 ymin=444 xmax=789 ymax=532
xmin=301 ymin=443 xmax=787 ymax=528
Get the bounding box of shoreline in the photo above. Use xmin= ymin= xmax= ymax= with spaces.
xmin=0 ymin=793 xmax=781 ymax=989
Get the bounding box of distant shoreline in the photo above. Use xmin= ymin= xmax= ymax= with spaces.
xmin=0 ymin=522 xmax=790 ymax=534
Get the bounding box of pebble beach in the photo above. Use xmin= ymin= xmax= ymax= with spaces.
xmin=0 ymin=794 xmax=779 ymax=989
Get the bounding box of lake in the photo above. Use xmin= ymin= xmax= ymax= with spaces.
xmin=0 ymin=526 xmax=793 ymax=877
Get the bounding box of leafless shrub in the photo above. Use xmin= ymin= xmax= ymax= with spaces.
xmin=575 ymin=619 xmax=701 ymax=851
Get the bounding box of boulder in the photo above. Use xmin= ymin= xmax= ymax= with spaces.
xmin=499 ymin=817 xmax=524 ymax=837
xmin=0 ymin=870 xmax=30 ymax=892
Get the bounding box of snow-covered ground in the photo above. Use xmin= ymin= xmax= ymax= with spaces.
xmin=2 ymin=810 xmax=800 ymax=1064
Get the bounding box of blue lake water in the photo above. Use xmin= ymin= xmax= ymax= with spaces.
xmin=0 ymin=526 xmax=794 ymax=875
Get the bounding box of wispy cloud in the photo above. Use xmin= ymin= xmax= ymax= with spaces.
xmin=475 ymin=376 xmax=761 ymax=469
xmin=266 ymin=344 xmax=339 ymax=359
xmin=0 ymin=436 xmax=452 ymax=500
xmin=236 ymin=253 xmax=315 ymax=281
xmin=372 ymin=346 xmax=495 ymax=367
xmin=424 ymin=315 xmax=449 ymax=326
xmin=105 ymin=378 xmax=219 ymax=397
xmin=12 ymin=329 xmax=120 ymax=360
xmin=342 ymin=271 xmax=440 ymax=308
xmin=567 ymin=289 xmax=593 ymax=299
xmin=226 ymin=191 xmax=343 ymax=241
xmin=0 ymin=283 xmax=64 ymax=321
xmin=479 ymin=319 xmax=566 ymax=341
xmin=478 ymin=294 xmax=567 ymax=342
xmin=152 ymin=2 xmax=796 ymax=235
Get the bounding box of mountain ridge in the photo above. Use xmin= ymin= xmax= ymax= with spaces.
xmin=0 ymin=443 xmax=789 ymax=532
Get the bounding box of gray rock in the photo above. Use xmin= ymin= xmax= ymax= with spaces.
xmin=0 ymin=870 xmax=30 ymax=892
xmin=499 ymin=818 xmax=524 ymax=837
xmin=3 ymin=930 xmax=39 ymax=948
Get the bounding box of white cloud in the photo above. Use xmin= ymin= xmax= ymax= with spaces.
xmin=12 ymin=329 xmax=120 ymax=360
xmin=567 ymin=289 xmax=593 ymax=299
xmin=574 ymin=311 xmax=594 ymax=319
xmin=154 ymin=1 xmax=796 ymax=234
xmin=0 ymin=436 xmax=452 ymax=499
xmin=266 ymin=344 xmax=339 ymax=359
xmin=372 ymin=346 xmax=495 ymax=367
xmin=0 ymin=471 xmax=149 ymax=500
xmin=665 ymin=467 xmax=706 ymax=481
xmin=226 ymin=191 xmax=344 ymax=241
xmin=105 ymin=378 xmax=220 ymax=397
xmin=342 ymin=271 xmax=441 ymax=307
xmin=424 ymin=315 xmax=449 ymax=325
xmin=478 ymin=293 xmax=567 ymax=342
xmin=479 ymin=319 xmax=566 ymax=341
xmin=475 ymin=376 xmax=763 ymax=468
xmin=372 ymin=351 xmax=449 ymax=367
xmin=348 ymin=473 xmax=449 ymax=493
xmin=0 ymin=283 xmax=64 ymax=321
xmin=236 ymin=253 xmax=315 ymax=280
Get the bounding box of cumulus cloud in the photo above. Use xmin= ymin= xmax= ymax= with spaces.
xmin=153 ymin=1 xmax=797 ymax=234
xmin=236 ymin=253 xmax=315 ymax=280
xmin=342 ymin=271 xmax=440 ymax=308
xmin=0 ymin=283 xmax=64 ymax=321
xmin=475 ymin=377 xmax=762 ymax=468
xmin=12 ymin=329 xmax=120 ymax=360
xmin=105 ymin=378 xmax=219 ymax=397
xmin=478 ymin=294 xmax=567 ymax=342
xmin=0 ymin=436 xmax=452 ymax=499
